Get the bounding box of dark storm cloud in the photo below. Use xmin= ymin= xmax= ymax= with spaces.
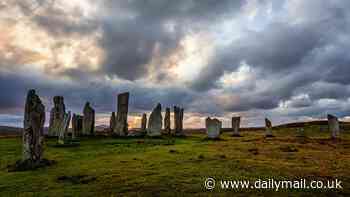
xmin=20 ymin=0 xmax=245 ymax=81
xmin=0 ymin=74 xmax=29 ymax=112
xmin=192 ymin=21 xmax=328 ymax=91
xmin=190 ymin=0 xmax=350 ymax=114
xmin=98 ymin=0 xmax=244 ymax=80
xmin=287 ymin=97 xmax=313 ymax=108
xmin=0 ymin=72 xmax=197 ymax=116
xmin=300 ymin=82 xmax=350 ymax=101
xmin=216 ymin=66 xmax=321 ymax=112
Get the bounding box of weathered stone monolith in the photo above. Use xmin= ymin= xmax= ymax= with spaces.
xmin=232 ymin=116 xmax=241 ymax=137
xmin=180 ymin=108 xmax=184 ymax=133
xmin=82 ymin=102 xmax=95 ymax=135
xmin=72 ymin=113 xmax=83 ymax=138
xmin=48 ymin=96 xmax=65 ymax=136
xmin=58 ymin=111 xmax=71 ymax=144
xmin=328 ymin=114 xmax=340 ymax=139
xmin=164 ymin=107 xmax=171 ymax=134
xmin=8 ymin=90 xmax=55 ymax=171
xmin=114 ymin=92 xmax=129 ymax=136
xmin=206 ymin=117 xmax=222 ymax=139
xmin=23 ymin=89 xmax=46 ymax=162
xmin=147 ymin=103 xmax=162 ymax=137
xmin=110 ymin=112 xmax=116 ymax=133
xmin=174 ymin=106 xmax=184 ymax=136
xmin=141 ymin=113 xmax=147 ymax=132
xmin=265 ymin=118 xmax=274 ymax=137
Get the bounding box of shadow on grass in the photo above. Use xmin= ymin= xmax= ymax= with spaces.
xmin=7 ymin=159 xmax=56 ymax=172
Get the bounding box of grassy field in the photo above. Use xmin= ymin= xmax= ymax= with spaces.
xmin=0 ymin=128 xmax=349 ymax=196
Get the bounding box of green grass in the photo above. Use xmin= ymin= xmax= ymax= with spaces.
xmin=0 ymin=128 xmax=350 ymax=196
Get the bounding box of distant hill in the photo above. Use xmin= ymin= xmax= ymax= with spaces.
xmin=275 ymin=120 xmax=329 ymax=128
xmin=275 ymin=120 xmax=350 ymax=130
xmin=1 ymin=120 xmax=349 ymax=137
xmin=0 ymin=126 xmax=22 ymax=137
xmin=0 ymin=125 xmax=110 ymax=137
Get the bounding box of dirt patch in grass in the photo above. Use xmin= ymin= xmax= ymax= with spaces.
xmin=57 ymin=175 xmax=97 ymax=184
xmin=248 ymin=148 xmax=259 ymax=155
xmin=279 ymin=145 xmax=298 ymax=152
xmin=169 ymin=149 xmax=179 ymax=154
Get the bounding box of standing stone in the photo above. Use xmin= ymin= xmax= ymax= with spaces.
xmin=147 ymin=103 xmax=162 ymax=137
xmin=232 ymin=116 xmax=241 ymax=137
xmin=23 ymin=89 xmax=45 ymax=162
xmin=296 ymin=128 xmax=306 ymax=138
xmin=265 ymin=118 xmax=274 ymax=137
xmin=114 ymin=92 xmax=129 ymax=136
xmin=82 ymin=102 xmax=95 ymax=136
xmin=180 ymin=108 xmax=184 ymax=133
xmin=174 ymin=106 xmax=184 ymax=136
xmin=141 ymin=113 xmax=147 ymax=132
xmin=296 ymin=127 xmax=308 ymax=143
xmin=164 ymin=107 xmax=171 ymax=134
xmin=72 ymin=113 xmax=83 ymax=138
xmin=110 ymin=112 xmax=116 ymax=133
xmin=206 ymin=117 xmax=222 ymax=139
xmin=296 ymin=127 xmax=307 ymax=144
xmin=58 ymin=111 xmax=71 ymax=144
xmin=328 ymin=114 xmax=340 ymax=139
xmin=48 ymin=96 xmax=65 ymax=136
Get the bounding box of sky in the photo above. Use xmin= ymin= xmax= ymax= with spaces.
xmin=1 ymin=0 xmax=350 ymax=128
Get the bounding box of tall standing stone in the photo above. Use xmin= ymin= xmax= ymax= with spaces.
xmin=174 ymin=106 xmax=184 ymax=136
xmin=141 ymin=113 xmax=147 ymax=132
xmin=58 ymin=111 xmax=71 ymax=144
xmin=114 ymin=92 xmax=129 ymax=136
xmin=206 ymin=117 xmax=222 ymax=139
xmin=110 ymin=112 xmax=116 ymax=133
xmin=328 ymin=114 xmax=340 ymax=139
xmin=164 ymin=107 xmax=171 ymax=134
xmin=82 ymin=102 xmax=95 ymax=136
xmin=265 ymin=118 xmax=274 ymax=137
xmin=232 ymin=116 xmax=241 ymax=137
xmin=72 ymin=113 xmax=83 ymax=138
xmin=147 ymin=103 xmax=162 ymax=137
xmin=48 ymin=96 xmax=65 ymax=136
xmin=23 ymin=89 xmax=45 ymax=162
xmin=180 ymin=108 xmax=184 ymax=133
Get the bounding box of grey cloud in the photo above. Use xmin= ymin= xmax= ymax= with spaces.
xmin=189 ymin=0 xmax=350 ymax=115
xmin=98 ymin=0 xmax=245 ymax=80
xmin=2 ymin=0 xmax=350 ymax=126
xmin=20 ymin=0 xmax=245 ymax=81
xmin=0 ymin=72 xmax=197 ymax=116
xmin=192 ymin=21 xmax=326 ymax=91
xmin=301 ymin=82 xmax=350 ymax=101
